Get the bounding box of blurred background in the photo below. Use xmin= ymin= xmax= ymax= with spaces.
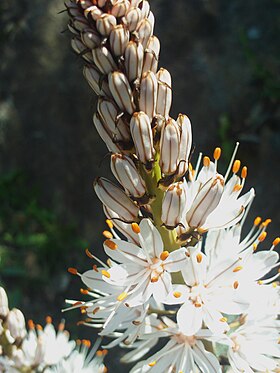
xmin=0 ymin=0 xmax=279 ymax=370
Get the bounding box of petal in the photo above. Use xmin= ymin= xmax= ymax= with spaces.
xmin=139 ymin=219 xmax=163 ymax=258
xmin=182 ymin=247 xmax=207 ymax=286
xmin=152 ymin=272 xmax=172 ymax=303
xmin=164 ymin=248 xmax=188 ymax=272
xmin=177 ymin=301 xmax=203 ymax=336
xmin=193 ymin=340 xmax=222 ymax=373
xmin=104 ymin=239 xmax=147 ymax=265
xmin=163 ymin=285 xmax=190 ymax=305
xmin=202 ymin=304 xmax=230 ymax=334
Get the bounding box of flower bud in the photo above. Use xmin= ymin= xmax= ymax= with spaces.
xmin=136 ymin=18 xmax=153 ymax=50
xmin=142 ymin=36 xmax=160 ymax=76
xmin=108 ymin=71 xmax=136 ymax=115
xmin=177 ymin=114 xmax=192 ymax=177
xmin=80 ymin=0 xmax=94 ymax=10
xmin=97 ymin=98 xmax=130 ymax=142
xmin=97 ymin=0 xmax=107 ymax=7
xmin=140 ymin=0 xmax=150 ymax=18
xmin=111 ymin=0 xmax=130 ymax=17
xmin=111 ymin=154 xmax=146 ymax=197
xmin=93 ymin=113 xmax=121 ymax=152
xmin=130 ymin=0 xmax=142 ymax=7
xmin=0 ymin=287 xmax=9 ymax=317
xmin=125 ymin=7 xmax=143 ymax=32
xmin=160 ymin=118 xmax=180 ymax=175
xmin=156 ymin=68 xmax=172 ymax=119
xmin=109 ymin=25 xmax=130 ymax=57
xmin=161 ymin=182 xmax=187 ymax=228
xmin=124 ymin=41 xmax=144 ymax=82
xmin=130 ymin=112 xmax=155 ymax=164
xmin=83 ymin=66 xmax=111 ymax=97
xmin=92 ymin=46 xmax=117 ymax=75
xmin=96 ymin=13 xmax=117 ymax=36
xmin=81 ymin=28 xmax=101 ymax=49
xmin=147 ymin=11 xmax=155 ymax=34
xmin=6 ymin=308 xmax=26 ymax=340
xmin=71 ymin=38 xmax=93 ymax=63
xmin=66 ymin=1 xmax=81 ymax=17
xmin=94 ymin=177 xmax=140 ymax=222
xmin=72 ymin=16 xmax=88 ymax=32
xmin=186 ymin=175 xmax=224 ymax=228
xmin=84 ymin=5 xmax=103 ymax=20
xmin=139 ymin=71 xmax=158 ymax=121
xmin=103 ymin=206 xmax=140 ymax=244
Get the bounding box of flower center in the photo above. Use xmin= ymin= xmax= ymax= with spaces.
xmin=173 ymin=333 xmax=196 ymax=346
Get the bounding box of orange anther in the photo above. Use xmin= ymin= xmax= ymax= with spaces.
xmin=73 ymin=301 xmax=83 ymax=307
xmin=45 ymin=316 xmax=52 ymax=324
xmin=173 ymin=291 xmax=182 ymax=298
xmin=196 ymin=253 xmax=203 ymax=263
xmin=92 ymin=264 xmax=99 ymax=272
xmin=220 ymin=317 xmax=228 ymax=322
xmin=213 ymin=147 xmax=221 ymax=160
xmin=233 ymin=266 xmax=243 ymax=273
xmin=148 ymin=361 xmax=156 ymax=367
xmin=203 ymin=156 xmax=210 ymax=167
xmin=96 ymin=350 xmax=103 ymax=357
xmin=103 ymin=230 xmax=113 ymax=239
xmin=104 ymin=239 xmax=118 ymax=250
xmin=28 ymin=320 xmax=35 ymax=329
xmin=241 ymin=166 xmax=247 ymax=179
xmin=80 ymin=288 xmax=89 ymax=295
xmin=232 ymin=160 xmax=241 ymax=174
xmin=36 ymin=324 xmax=43 ymax=331
xmin=68 ymin=267 xmax=78 ymax=275
xmin=233 ymin=281 xmax=239 ymax=289
xmin=261 ymin=219 xmax=272 ymax=227
xmin=258 ymin=232 xmax=267 ymax=242
xmin=92 ymin=307 xmax=100 ymax=315
xmin=101 ymin=270 xmax=111 ymax=278
xmin=252 ymin=243 xmax=257 ymax=251
xmin=233 ymin=184 xmax=242 ymax=192
xmin=194 ymin=302 xmax=202 ymax=308
xmin=106 ymin=219 xmax=114 ymax=229
xmin=117 ymin=292 xmax=128 ymax=301
xmin=131 ymin=222 xmax=140 ymax=234
xmin=85 ymin=248 xmax=94 ymax=259
xmin=254 ymin=216 xmax=262 ymax=226
xmin=273 ymin=237 xmax=280 ymax=247
xmin=160 ymin=251 xmax=170 ymax=261
xmin=103 ymin=349 xmax=108 ymax=356
xmin=151 ymin=276 xmax=159 ymax=283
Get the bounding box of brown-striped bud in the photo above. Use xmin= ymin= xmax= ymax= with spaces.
xmin=97 ymin=0 xmax=107 ymax=7
xmin=111 ymin=0 xmax=130 ymax=17
xmin=177 ymin=114 xmax=192 ymax=177
xmin=66 ymin=1 xmax=81 ymax=17
xmin=111 ymin=154 xmax=146 ymax=197
xmin=72 ymin=16 xmax=88 ymax=32
xmin=136 ymin=18 xmax=153 ymax=50
xmin=92 ymin=46 xmax=117 ymax=74
xmin=160 ymin=118 xmax=180 ymax=175
xmin=147 ymin=11 xmax=155 ymax=34
xmin=80 ymin=0 xmax=93 ymax=10
xmin=97 ymin=98 xmax=130 ymax=142
xmin=6 ymin=308 xmax=26 ymax=340
xmin=71 ymin=38 xmax=93 ymax=63
xmin=156 ymin=68 xmax=172 ymax=119
xmin=130 ymin=0 xmax=142 ymax=7
xmin=130 ymin=111 xmax=155 ymax=164
xmin=124 ymin=41 xmax=144 ymax=82
xmin=140 ymin=0 xmax=150 ymax=18
xmin=0 ymin=287 xmax=9 ymax=317
xmin=186 ymin=175 xmax=224 ymax=228
xmin=109 ymin=25 xmax=130 ymax=57
xmin=161 ymin=182 xmax=187 ymax=228
xmin=139 ymin=71 xmax=158 ymax=121
xmin=83 ymin=66 xmax=111 ymax=97
xmin=81 ymin=28 xmax=101 ymax=49
xmin=93 ymin=113 xmax=121 ymax=152
xmin=96 ymin=13 xmax=117 ymax=36
xmin=94 ymin=178 xmax=140 ymax=222
xmin=142 ymin=36 xmax=160 ymax=76
xmin=125 ymin=7 xmax=143 ymax=32
xmin=84 ymin=5 xmax=103 ymax=20
xmin=103 ymin=205 xmax=140 ymax=244
xmin=108 ymin=71 xmax=136 ymax=115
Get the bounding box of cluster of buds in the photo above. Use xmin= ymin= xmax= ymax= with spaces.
xmin=0 ymin=287 xmax=107 ymax=372
xmin=64 ymin=1 xmax=280 ymax=373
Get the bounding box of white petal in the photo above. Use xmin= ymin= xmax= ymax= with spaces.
xmin=139 ymin=219 xmax=163 ymax=258
xmin=177 ymin=301 xmax=203 ymax=336
xmin=164 ymin=248 xmax=188 ymax=272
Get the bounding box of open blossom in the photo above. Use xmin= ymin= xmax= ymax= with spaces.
xmin=129 ymin=318 xmax=222 ymax=373
xmin=102 ymin=218 xmax=188 ymax=307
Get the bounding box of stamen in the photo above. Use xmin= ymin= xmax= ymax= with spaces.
xmin=85 ymin=249 xmax=108 ymax=268
xmin=103 ymin=230 xmax=113 ymax=239
xmin=148 ymin=361 xmax=156 ymax=367
xmin=252 ymin=243 xmax=257 ymax=251
xmin=160 ymin=251 xmax=170 ymax=261
xmin=117 ymin=292 xmax=128 ymax=301
xmin=194 ymin=302 xmax=202 ymax=308
xmin=254 ymin=216 xmax=262 ymax=226
xmin=101 ymin=270 xmax=111 ymax=278
xmin=106 ymin=219 xmax=114 ymax=229
xmin=151 ymin=276 xmax=159 ymax=283
xmin=233 ymin=266 xmax=243 ymax=272
xmin=68 ymin=267 xmax=78 ymax=275
xmin=261 ymin=218 xmax=272 ymax=228
xmin=104 ymin=239 xmax=118 ymax=250
xmin=258 ymin=232 xmax=267 ymax=242
xmin=233 ymin=184 xmax=242 ymax=192
xmin=220 ymin=317 xmax=228 ymax=322
xmin=131 ymin=222 xmax=141 ymax=234
xmin=173 ymin=291 xmax=182 ymax=298
xmin=203 ymin=156 xmax=210 ymax=167
xmin=46 ymin=316 xmax=52 ymax=324
xmin=213 ymin=147 xmax=221 ymax=160
xmin=233 ymin=281 xmax=239 ymax=289
xmin=196 ymin=253 xmax=203 ymax=263
xmin=241 ymin=166 xmax=247 ymax=179
xmin=273 ymin=237 xmax=280 ymax=247
xmin=232 ymin=160 xmax=241 ymax=174
xmin=80 ymin=288 xmax=89 ymax=295
xmin=224 ymin=142 xmax=239 ymax=181
xmin=28 ymin=320 xmax=35 ymax=329
xmin=36 ymin=324 xmax=43 ymax=331
xmin=193 ymin=152 xmax=202 ymax=180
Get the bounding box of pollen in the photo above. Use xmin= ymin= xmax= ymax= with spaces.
xmin=103 ymin=230 xmax=113 ymax=239
xmin=151 ymin=276 xmax=159 ymax=283
xmin=220 ymin=317 xmax=228 ymax=322
xmin=173 ymin=291 xmax=182 ymax=298
xmin=261 ymin=218 xmax=272 ymax=227
xmin=104 ymin=239 xmax=118 ymax=250
xmin=213 ymin=147 xmax=221 ymax=160
xmin=68 ymin=267 xmax=78 ymax=275
xmin=106 ymin=219 xmax=114 ymax=229
xmin=258 ymin=232 xmax=267 ymax=242
xmin=46 ymin=316 xmax=52 ymax=324
xmin=254 ymin=216 xmax=262 ymax=226
xmin=203 ymin=156 xmax=210 ymax=167
xmin=252 ymin=243 xmax=257 ymax=251
xmin=258 ymin=280 xmax=263 ymax=285
xmin=233 ymin=266 xmax=243 ymax=272
xmin=232 ymin=160 xmax=241 ymax=173
xmin=241 ymin=166 xmax=247 ymax=179
xmin=273 ymin=237 xmax=280 ymax=247
xmin=80 ymin=288 xmax=89 ymax=295
xmin=160 ymin=251 xmax=170 ymax=261
xmin=101 ymin=270 xmax=111 ymax=278
xmin=82 ymin=339 xmax=91 ymax=348
xmin=131 ymin=222 xmax=141 ymax=234
xmin=272 ymin=282 xmax=277 ymax=288
xmin=233 ymin=281 xmax=239 ymax=289
xmin=196 ymin=253 xmax=203 ymax=263
xmin=117 ymin=292 xmax=128 ymax=301
xmin=233 ymin=184 xmax=242 ymax=192
xmin=148 ymin=361 xmax=156 ymax=367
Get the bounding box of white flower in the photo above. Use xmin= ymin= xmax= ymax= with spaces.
xmin=102 ymin=218 xmax=188 ymax=307
xmin=129 ymin=318 xmax=222 ymax=373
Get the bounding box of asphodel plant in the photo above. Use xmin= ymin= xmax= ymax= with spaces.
xmin=64 ymin=1 xmax=280 ymax=372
